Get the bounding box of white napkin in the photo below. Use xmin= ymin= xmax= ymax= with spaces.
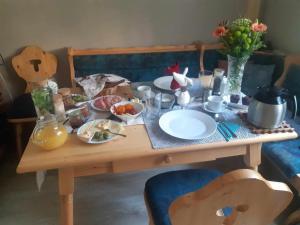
xmin=36 ymin=170 xmax=47 ymax=191
xmin=75 ymin=74 xmax=130 ymax=99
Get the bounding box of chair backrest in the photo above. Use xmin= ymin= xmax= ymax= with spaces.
xmin=195 ymin=42 xmax=224 ymax=72
xmin=67 ymin=44 xmax=201 ymax=88
xmin=12 ymin=46 xmax=57 ymax=92
xmin=275 ymin=54 xmax=300 ymax=87
xmin=169 ymin=169 xmax=292 ymax=225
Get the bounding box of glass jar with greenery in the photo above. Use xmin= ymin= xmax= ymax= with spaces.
xmin=31 ymin=87 xmax=55 ymax=118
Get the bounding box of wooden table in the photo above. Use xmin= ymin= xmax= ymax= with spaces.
xmin=17 ymin=124 xmax=297 ymax=225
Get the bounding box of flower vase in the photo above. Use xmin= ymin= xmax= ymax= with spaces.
xmin=227 ymin=55 xmax=249 ymax=103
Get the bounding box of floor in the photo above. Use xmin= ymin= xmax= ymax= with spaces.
xmin=0 ymin=152 xmax=292 ymax=225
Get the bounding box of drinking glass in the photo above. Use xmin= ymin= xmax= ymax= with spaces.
xmin=144 ymin=91 xmax=162 ymax=120
xmin=199 ymin=70 xmax=214 ymax=102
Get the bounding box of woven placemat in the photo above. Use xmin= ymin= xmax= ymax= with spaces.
xmin=239 ymin=113 xmax=294 ymax=134
xmin=143 ymin=107 xmax=258 ymax=149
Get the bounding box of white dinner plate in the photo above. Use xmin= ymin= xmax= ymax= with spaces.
xmin=153 ymin=76 xmax=173 ymax=91
xmin=159 ymin=110 xmax=217 ymax=140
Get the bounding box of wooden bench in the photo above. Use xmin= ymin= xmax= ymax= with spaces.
xmin=67 ymin=44 xmax=204 ymax=87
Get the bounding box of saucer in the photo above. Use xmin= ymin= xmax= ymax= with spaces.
xmin=203 ymin=102 xmax=225 ymax=114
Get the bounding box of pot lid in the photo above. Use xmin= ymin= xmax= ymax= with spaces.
xmin=254 ymin=86 xmax=286 ymax=105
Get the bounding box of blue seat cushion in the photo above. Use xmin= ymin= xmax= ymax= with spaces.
xmin=202 ymin=49 xmax=284 ymax=85
xmin=242 ymin=63 xmax=275 ymax=97
xmin=262 ymin=116 xmax=300 ymax=179
xmin=73 ymin=51 xmax=200 ymax=82
xmin=144 ymin=169 xmax=223 ymax=225
xmin=7 ymin=93 xmax=36 ymax=119
xmin=263 ymin=139 xmax=300 ymax=179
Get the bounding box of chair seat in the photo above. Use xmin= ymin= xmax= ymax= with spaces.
xmin=144 ymin=169 xmax=223 ymax=225
xmin=7 ymin=93 xmax=36 ymax=119
xmin=262 ymin=116 xmax=300 ymax=179
xmin=263 ymin=139 xmax=300 ymax=179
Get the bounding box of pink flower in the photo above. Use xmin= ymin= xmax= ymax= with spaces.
xmin=212 ymin=26 xmax=228 ymax=37
xmin=251 ymin=22 xmax=267 ymax=32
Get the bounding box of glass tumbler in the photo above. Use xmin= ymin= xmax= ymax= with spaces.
xmin=199 ymin=70 xmax=214 ymax=103
xmin=144 ymin=91 xmax=162 ymax=120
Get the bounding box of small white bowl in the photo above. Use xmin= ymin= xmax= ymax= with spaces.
xmin=161 ymin=93 xmax=175 ymax=109
xmin=110 ymin=101 xmax=144 ymax=122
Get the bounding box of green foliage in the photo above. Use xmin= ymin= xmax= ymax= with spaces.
xmin=31 ymin=88 xmax=54 ymax=116
xmin=215 ymin=18 xmax=266 ymax=58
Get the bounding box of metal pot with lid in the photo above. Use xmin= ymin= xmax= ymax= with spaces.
xmin=247 ymin=86 xmax=297 ymax=129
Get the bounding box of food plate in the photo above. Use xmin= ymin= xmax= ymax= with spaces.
xmin=91 ymin=95 xmax=123 ymax=112
xmin=71 ymin=94 xmax=88 ymax=103
xmin=153 ymin=76 xmax=173 ymax=91
xmin=111 ymin=101 xmax=144 ymax=122
xmin=77 ymin=119 xmax=124 ymax=144
xmin=159 ymin=109 xmax=217 ymax=140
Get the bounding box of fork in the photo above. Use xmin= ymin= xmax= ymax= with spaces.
xmin=104 ymin=129 xmax=127 ymax=137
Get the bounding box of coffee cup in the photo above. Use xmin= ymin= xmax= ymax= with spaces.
xmin=207 ymin=95 xmax=224 ymax=112
xmin=137 ymin=85 xmax=151 ymax=100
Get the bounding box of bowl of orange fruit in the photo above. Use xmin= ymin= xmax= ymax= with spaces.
xmin=111 ymin=101 xmax=144 ymax=122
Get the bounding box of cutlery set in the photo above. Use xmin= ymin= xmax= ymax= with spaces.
xmin=217 ymin=122 xmax=237 ymax=142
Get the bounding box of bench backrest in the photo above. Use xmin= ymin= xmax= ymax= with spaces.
xmin=68 ymin=45 xmax=201 ymax=88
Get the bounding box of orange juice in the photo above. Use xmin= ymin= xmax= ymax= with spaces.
xmin=32 ymin=116 xmax=68 ymax=150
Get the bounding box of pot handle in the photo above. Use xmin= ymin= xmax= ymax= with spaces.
xmin=282 ymin=88 xmax=297 ymax=120
xmin=289 ymin=95 xmax=297 ymax=120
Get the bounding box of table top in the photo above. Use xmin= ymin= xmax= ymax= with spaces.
xmin=17 ymin=123 xmax=297 ymax=173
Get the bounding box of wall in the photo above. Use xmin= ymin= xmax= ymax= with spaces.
xmin=0 ymin=0 xmax=248 ymax=96
xmin=262 ymin=0 xmax=300 ymax=53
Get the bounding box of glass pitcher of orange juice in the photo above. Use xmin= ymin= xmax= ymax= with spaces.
xmin=32 ymin=115 xmax=68 ymax=150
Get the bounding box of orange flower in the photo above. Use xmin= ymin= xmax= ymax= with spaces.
xmin=212 ymin=26 xmax=228 ymax=37
xmin=251 ymin=22 xmax=267 ymax=32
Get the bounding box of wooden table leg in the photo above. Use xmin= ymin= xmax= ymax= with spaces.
xmin=243 ymin=143 xmax=262 ymax=171
xmin=59 ymin=168 xmax=74 ymax=225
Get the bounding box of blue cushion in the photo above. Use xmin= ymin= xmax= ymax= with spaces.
xmin=283 ymin=65 xmax=300 ymax=115
xmin=263 ymin=139 xmax=300 ymax=179
xmin=73 ymin=51 xmax=200 ymax=82
xmin=203 ymin=49 xmax=284 ymax=85
xmin=145 ymin=169 xmax=222 ymax=225
xmin=262 ymin=116 xmax=300 ymax=179
xmin=249 ymin=53 xmax=285 ymax=85
xmin=242 ymin=63 xmax=275 ymax=96
xmin=7 ymin=93 xmax=36 ymax=119
xmin=285 ymin=113 xmax=300 ymax=134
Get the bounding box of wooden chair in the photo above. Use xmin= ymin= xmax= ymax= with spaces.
xmin=194 ymin=42 xmax=223 ymax=72
xmin=8 ymin=46 xmax=57 ymax=158
xmin=144 ymin=169 xmax=293 ymax=225
xmin=275 ymin=54 xmax=300 ymax=87
xmin=262 ymin=54 xmax=300 ymax=225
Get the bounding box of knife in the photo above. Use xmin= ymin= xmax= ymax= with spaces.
xmin=221 ymin=122 xmax=238 ymax=138
xmin=217 ymin=125 xmax=230 ymax=142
